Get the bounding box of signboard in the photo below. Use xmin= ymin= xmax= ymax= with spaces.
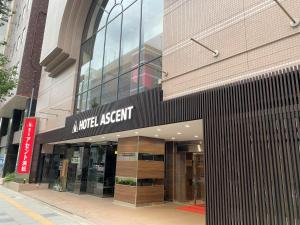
xmin=0 ymin=155 xmax=5 ymax=167
xmin=72 ymin=106 xmax=134 ymax=133
xmin=17 ymin=118 xmax=37 ymax=174
xmin=0 ymin=154 xmax=6 ymax=177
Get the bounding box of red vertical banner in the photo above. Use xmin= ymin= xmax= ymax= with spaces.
xmin=17 ymin=117 xmax=37 ymax=174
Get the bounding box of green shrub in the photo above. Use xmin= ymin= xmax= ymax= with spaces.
xmin=116 ymin=177 xmax=136 ymax=186
xmin=4 ymin=172 xmax=16 ymax=182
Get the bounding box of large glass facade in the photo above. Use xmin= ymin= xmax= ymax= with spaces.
xmin=75 ymin=0 xmax=163 ymax=113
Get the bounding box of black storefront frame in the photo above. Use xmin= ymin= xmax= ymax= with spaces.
xmin=33 ymin=65 xmax=300 ymax=225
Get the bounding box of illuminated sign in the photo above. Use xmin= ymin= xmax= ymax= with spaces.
xmin=72 ymin=106 xmax=134 ymax=133
xmin=17 ymin=118 xmax=37 ymax=174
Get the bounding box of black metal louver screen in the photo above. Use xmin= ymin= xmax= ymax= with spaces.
xmin=204 ymin=66 xmax=300 ymax=225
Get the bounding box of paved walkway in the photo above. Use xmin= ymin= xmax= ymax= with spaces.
xmin=0 ymin=186 xmax=92 ymax=225
xmin=22 ymin=188 xmax=205 ymax=225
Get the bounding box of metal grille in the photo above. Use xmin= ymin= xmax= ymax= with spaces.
xmin=204 ymin=66 xmax=300 ymax=225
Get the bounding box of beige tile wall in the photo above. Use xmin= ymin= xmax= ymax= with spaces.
xmin=35 ymin=64 xmax=78 ymax=133
xmin=162 ymin=0 xmax=300 ymax=99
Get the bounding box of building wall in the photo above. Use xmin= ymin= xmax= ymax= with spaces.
xmin=36 ymin=0 xmax=92 ymax=133
xmin=5 ymin=0 xmax=32 ymax=73
xmin=162 ymin=0 xmax=300 ymax=99
xmin=36 ymin=0 xmax=300 ymax=132
xmin=36 ymin=65 xmax=76 ymax=132
xmin=1 ymin=0 xmax=48 ymax=101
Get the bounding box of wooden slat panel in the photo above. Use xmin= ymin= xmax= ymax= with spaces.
xmin=137 ymin=161 xmax=164 ymax=179
xmin=114 ymin=184 xmax=136 ymax=204
xmin=136 ymin=185 xmax=164 ymax=204
xmin=138 ymin=136 xmax=165 ymax=154
xmin=116 ymin=161 xmax=138 ymax=178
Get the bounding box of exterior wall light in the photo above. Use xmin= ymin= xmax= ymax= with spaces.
xmin=190 ymin=38 xmax=219 ymax=57
xmin=273 ymin=0 xmax=299 ymax=28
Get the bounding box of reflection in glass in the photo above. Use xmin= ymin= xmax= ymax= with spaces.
xmin=87 ymin=144 xmax=117 ymax=197
xmin=101 ymin=79 xmax=118 ymax=105
xmin=118 ymin=71 xmax=138 ymax=100
xmin=76 ymin=0 xmax=163 ymax=112
xmin=139 ymin=57 xmax=162 ymax=92
xmin=77 ymin=92 xmax=87 ymax=113
xmin=87 ymin=86 xmax=101 ymax=110
xmin=119 ymin=1 xmax=140 ymax=74
xmin=140 ymin=0 xmax=163 ymax=63
xmin=103 ymin=5 xmax=122 ymax=82
xmin=89 ymin=30 xmax=105 ymax=89
xmin=78 ymin=40 xmax=92 ymax=93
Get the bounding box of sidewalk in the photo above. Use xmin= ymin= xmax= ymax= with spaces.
xmin=22 ymin=189 xmax=205 ymax=225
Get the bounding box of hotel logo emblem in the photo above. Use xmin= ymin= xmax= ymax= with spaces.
xmin=72 ymin=121 xmax=78 ymax=133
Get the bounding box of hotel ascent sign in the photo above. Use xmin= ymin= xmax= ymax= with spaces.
xmin=72 ymin=106 xmax=134 ymax=133
xmin=17 ymin=118 xmax=37 ymax=174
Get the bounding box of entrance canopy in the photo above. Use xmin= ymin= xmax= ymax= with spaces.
xmin=51 ymin=119 xmax=203 ymax=144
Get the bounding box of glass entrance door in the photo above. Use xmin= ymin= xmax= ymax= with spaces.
xmin=192 ymin=152 xmax=205 ymax=205
xmin=86 ymin=144 xmax=117 ymax=197
xmin=170 ymin=142 xmax=205 ymax=204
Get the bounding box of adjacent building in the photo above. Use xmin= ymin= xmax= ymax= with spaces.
xmin=0 ymin=0 xmax=48 ymax=178
xmin=1 ymin=0 xmax=299 ymax=224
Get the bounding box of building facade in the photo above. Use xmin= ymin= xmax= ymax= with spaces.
xmin=0 ymin=0 xmax=48 ymax=178
xmin=30 ymin=0 xmax=300 ymax=224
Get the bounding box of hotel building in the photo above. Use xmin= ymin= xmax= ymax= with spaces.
xmin=15 ymin=0 xmax=300 ymax=224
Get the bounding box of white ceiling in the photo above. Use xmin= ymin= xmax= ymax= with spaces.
xmin=52 ymin=119 xmax=203 ymax=144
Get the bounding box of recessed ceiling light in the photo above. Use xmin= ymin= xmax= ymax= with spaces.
xmin=89 ymin=138 xmax=93 ymax=141
xmin=157 ymin=128 xmax=161 ymax=131
xmin=185 ymin=124 xmax=190 ymax=128
xmin=134 ymin=131 xmax=139 ymax=134
xmin=116 ymin=134 xmax=121 ymax=137
xmin=177 ymin=132 xmax=182 ymax=135
xmin=101 ymin=136 xmax=105 ymax=139
xmin=171 ymin=137 xmax=175 ymax=140
xmin=194 ymin=135 xmax=199 ymax=138
xmin=154 ymin=134 xmax=159 ymax=137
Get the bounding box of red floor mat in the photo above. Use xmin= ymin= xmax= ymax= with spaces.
xmin=176 ymin=204 xmax=206 ymax=215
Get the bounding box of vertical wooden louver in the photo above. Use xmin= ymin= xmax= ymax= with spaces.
xmin=204 ymin=66 xmax=300 ymax=225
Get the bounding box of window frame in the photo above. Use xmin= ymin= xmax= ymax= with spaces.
xmin=75 ymin=0 xmax=163 ymax=113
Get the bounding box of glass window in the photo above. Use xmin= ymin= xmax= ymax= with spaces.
xmin=103 ymin=5 xmax=122 ymax=83
xmin=87 ymin=86 xmax=101 ymax=110
xmin=101 ymin=79 xmax=118 ymax=105
xmin=76 ymin=0 xmax=163 ymax=113
xmin=140 ymin=0 xmax=163 ymax=63
xmin=78 ymin=39 xmax=92 ymax=93
xmin=118 ymin=71 xmax=138 ymax=100
xmin=139 ymin=57 xmax=162 ymax=92
xmin=83 ymin=3 xmax=102 ymax=41
xmin=122 ymin=0 xmax=137 ymax=9
xmin=119 ymin=1 xmax=140 ymax=75
xmin=76 ymin=92 xmax=87 ymax=113
xmin=89 ymin=29 xmax=105 ymax=89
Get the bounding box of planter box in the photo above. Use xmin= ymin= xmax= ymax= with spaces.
xmin=114 ymin=184 xmax=164 ymax=206
xmin=136 ymin=185 xmax=164 ymax=205
xmin=114 ymin=184 xmax=137 ymax=205
xmin=3 ymin=182 xmax=49 ymax=192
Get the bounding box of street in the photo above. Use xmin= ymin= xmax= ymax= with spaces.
xmin=0 ymin=186 xmax=93 ymax=225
